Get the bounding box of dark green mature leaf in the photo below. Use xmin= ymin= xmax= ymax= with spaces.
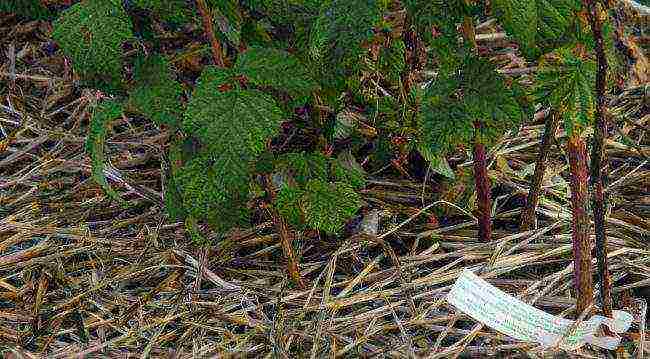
xmin=270 ymin=151 xmax=365 ymax=232
xmin=131 ymin=0 xmax=192 ymax=24
xmin=536 ymin=0 xmax=582 ymax=45
xmin=419 ymin=98 xmax=474 ymax=155
xmin=461 ymin=58 xmax=525 ymax=144
xmin=129 ymin=55 xmax=184 ymax=126
xmin=309 ymin=0 xmax=381 ymax=60
xmin=52 ymin=0 xmax=134 ymax=87
xmin=171 ymin=154 xmax=251 ymax=233
xmin=0 ymin=0 xmax=51 ymax=19
xmin=419 ymin=56 xmax=524 ymax=153
xmin=183 ymin=90 xmax=282 ymax=157
xmin=162 ymin=64 xmax=287 ymax=234
xmin=533 ymin=45 xmax=596 ymax=136
xmin=491 ymin=0 xmax=536 ymax=58
xmin=309 ymin=0 xmax=382 ymax=90
xmin=492 ymin=0 xmax=582 ymax=59
xmin=178 ymin=65 xmax=284 ymax=232
xmin=85 ymin=100 xmax=125 ymax=203
xmin=172 ymin=155 xmax=225 ymax=217
xmin=235 ymin=46 xmax=318 ymax=102
xmin=183 ymin=68 xmax=284 ymax=159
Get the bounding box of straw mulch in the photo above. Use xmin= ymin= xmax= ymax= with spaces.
xmin=1 ymin=12 xmax=649 ymax=359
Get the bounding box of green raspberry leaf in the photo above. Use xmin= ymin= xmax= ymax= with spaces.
xmin=302 ymin=180 xmax=361 ymax=234
xmin=533 ymin=45 xmax=596 ymax=136
xmin=235 ymin=46 xmax=318 ymax=104
xmin=184 ymin=66 xmax=284 ymax=156
xmin=52 ymin=0 xmax=134 ymax=91
xmin=419 ymin=56 xmax=525 ymax=153
xmin=128 ymin=55 xmax=184 ymax=127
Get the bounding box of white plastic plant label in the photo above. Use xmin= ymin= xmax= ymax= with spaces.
xmin=447 ymin=269 xmax=634 ymax=350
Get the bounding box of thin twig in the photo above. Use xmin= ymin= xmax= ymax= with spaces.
xmin=521 ymin=112 xmax=559 ymax=231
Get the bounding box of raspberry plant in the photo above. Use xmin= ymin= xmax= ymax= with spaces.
xmin=43 ymin=0 xmax=626 ymax=304
xmin=493 ymin=0 xmax=625 ymax=315
xmin=53 ymin=0 xmax=363 ymax=239
xmin=418 ymin=54 xmax=527 ymax=242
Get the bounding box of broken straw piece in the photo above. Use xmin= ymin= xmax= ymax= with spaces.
xmin=446 ymin=269 xmax=633 ymax=350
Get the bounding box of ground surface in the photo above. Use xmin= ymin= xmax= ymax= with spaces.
xmin=1 ymin=10 xmax=649 ymax=359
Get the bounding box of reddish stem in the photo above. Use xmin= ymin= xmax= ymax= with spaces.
xmin=567 ymin=134 xmax=594 ymax=316
xmin=582 ymin=0 xmax=613 ymax=320
xmin=195 ymin=0 xmax=225 ymax=68
xmin=263 ymin=175 xmax=306 ymax=289
xmin=274 ymin=209 xmax=306 ymax=290
xmin=473 ymin=125 xmax=492 ymax=242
